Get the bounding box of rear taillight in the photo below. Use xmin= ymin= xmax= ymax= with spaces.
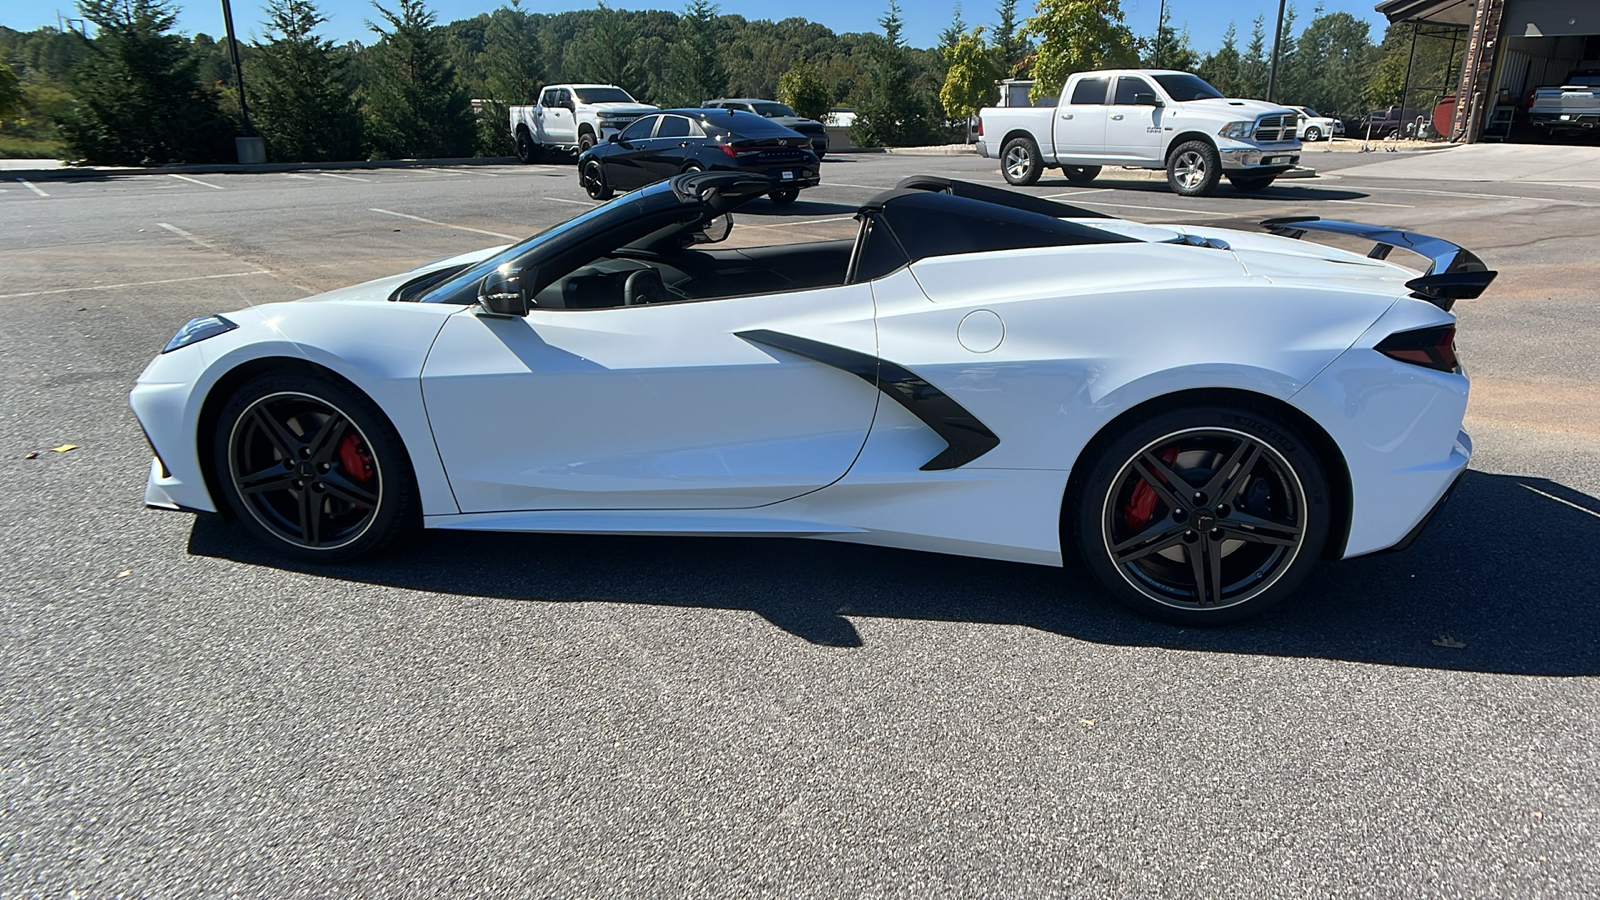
xmin=976 ymin=118 xmax=984 ymax=137
xmin=1375 ymin=325 xmax=1459 ymax=372
xmin=719 ymin=143 xmax=737 ymax=159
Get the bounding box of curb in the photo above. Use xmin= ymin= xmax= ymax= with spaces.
xmin=6 ymin=155 xmax=521 ymax=182
xmin=883 ymin=145 xmax=978 ymax=156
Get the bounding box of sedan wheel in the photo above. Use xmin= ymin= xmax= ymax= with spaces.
xmin=214 ymin=373 xmax=417 ymax=562
xmin=582 ymin=159 xmax=613 ymax=200
xmin=1304 ymin=125 xmax=1323 ymax=142
xmin=1072 ymin=405 xmax=1330 ymax=624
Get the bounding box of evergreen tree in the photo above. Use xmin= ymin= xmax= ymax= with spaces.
xmin=1021 ymin=0 xmax=1137 ymax=103
xmin=851 ymin=1 xmax=935 ymax=147
xmin=363 ymin=0 xmax=475 ymax=159
xmin=1240 ymin=16 xmax=1269 ymax=99
xmin=476 ymin=1 xmax=544 ymax=154
xmin=1285 ymin=10 xmax=1373 ymax=115
xmin=1198 ymin=22 xmax=1242 ymax=96
xmin=0 ymin=63 xmax=22 ymax=123
xmin=1144 ymin=4 xmax=1198 ymax=73
xmin=249 ymin=0 xmax=363 ymax=162
xmin=777 ymin=60 xmax=831 ymax=121
xmin=574 ymin=2 xmax=641 ymax=94
xmin=937 ymin=3 xmax=966 ymax=71
xmin=663 ymin=0 xmax=728 ymax=107
xmin=56 ymin=0 xmax=234 ymax=165
xmin=992 ymin=0 xmax=1027 ymax=76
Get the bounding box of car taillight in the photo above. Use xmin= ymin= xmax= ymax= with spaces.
xmin=1375 ymin=324 xmax=1459 ymax=372
xmin=720 ymin=143 xmax=737 ymax=159
xmin=975 ymin=118 xmax=983 ymax=137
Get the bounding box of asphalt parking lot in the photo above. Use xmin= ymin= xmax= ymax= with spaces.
xmin=2 ymin=148 xmax=1597 ymax=897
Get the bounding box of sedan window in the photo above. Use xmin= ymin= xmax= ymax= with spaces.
xmin=619 ymin=116 xmax=657 ymax=141
xmin=656 ymin=116 xmax=693 ymax=139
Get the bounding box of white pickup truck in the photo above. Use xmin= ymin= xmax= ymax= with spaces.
xmin=509 ymin=84 xmax=657 ymax=162
xmin=1529 ymin=70 xmax=1600 ymax=138
xmin=977 ymin=69 xmax=1302 ymax=196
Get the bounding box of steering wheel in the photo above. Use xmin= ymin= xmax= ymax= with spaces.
xmin=623 ymin=268 xmax=667 ymax=306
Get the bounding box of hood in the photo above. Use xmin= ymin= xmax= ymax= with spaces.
xmin=589 ymin=102 xmax=658 ymax=115
xmin=294 ymin=245 xmax=508 ymax=304
xmin=1179 ymin=97 xmax=1298 ymax=120
xmin=769 ymin=116 xmax=825 ymax=131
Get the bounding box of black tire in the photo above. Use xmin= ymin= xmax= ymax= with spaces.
xmin=578 ymin=130 xmax=596 ymax=153
xmin=581 ymin=159 xmax=613 ymax=200
xmin=1166 ymin=139 xmax=1222 ymax=197
xmin=1069 ymin=404 xmax=1331 ymax=625
xmin=682 ymin=163 xmax=704 ymax=174
xmin=1304 ymin=125 xmax=1323 ymax=142
xmin=1063 ymin=165 xmax=1101 ymax=184
xmin=213 ymin=371 xmax=419 ymax=563
xmin=768 ymin=187 xmax=799 ymax=205
xmin=1227 ymin=175 xmax=1277 ymax=191
xmin=1000 ymin=136 xmax=1043 ymax=186
xmin=515 ymin=128 xmax=541 ymax=164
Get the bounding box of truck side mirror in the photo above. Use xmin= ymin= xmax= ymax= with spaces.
xmin=1134 ymin=92 xmax=1164 ymax=107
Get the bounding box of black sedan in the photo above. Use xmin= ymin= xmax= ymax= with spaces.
xmin=577 ymin=108 xmax=820 ymax=205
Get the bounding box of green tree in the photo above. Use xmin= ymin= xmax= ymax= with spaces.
xmin=1198 ymin=22 xmax=1243 ymax=97
xmin=249 ymin=0 xmax=363 ymax=162
xmin=57 ymin=0 xmax=234 ymax=165
xmin=1144 ymin=4 xmax=1198 ymax=73
xmin=574 ymin=2 xmax=641 ymax=94
xmin=475 ymin=1 xmax=544 ymax=154
xmin=1239 ymin=16 xmax=1269 ymax=98
xmin=663 ymin=0 xmax=728 ymax=107
xmin=363 ymin=0 xmax=476 ymax=159
xmin=1021 ymin=0 xmax=1137 ymax=103
xmin=851 ymin=0 xmax=935 ymax=147
xmin=0 ymin=63 xmax=23 ymax=123
xmin=939 ymin=26 xmax=998 ymax=120
xmin=992 ymin=0 xmax=1028 ymax=77
xmin=777 ymin=60 xmax=831 ymax=121
xmin=1284 ymin=10 xmax=1373 ymax=115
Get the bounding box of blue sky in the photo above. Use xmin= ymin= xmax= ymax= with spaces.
xmin=10 ymin=0 xmax=1392 ymax=53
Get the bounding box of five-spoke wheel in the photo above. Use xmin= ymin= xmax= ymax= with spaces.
xmin=214 ymin=373 xmax=417 ymax=562
xmin=1072 ymin=405 xmax=1330 ymax=623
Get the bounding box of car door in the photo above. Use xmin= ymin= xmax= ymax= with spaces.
xmin=1103 ymin=75 xmax=1166 ymax=163
xmin=605 ymin=115 xmax=660 ymax=189
xmin=643 ymin=114 xmax=696 ymax=182
xmin=541 ymin=88 xmax=576 ymax=145
xmin=419 ymin=281 xmax=880 ymax=513
xmin=1052 ymin=75 xmax=1110 ymax=157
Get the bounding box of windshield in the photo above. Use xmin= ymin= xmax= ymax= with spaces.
xmin=751 ymin=101 xmax=799 ymax=118
xmin=417 ymin=185 xmax=669 ymax=304
xmin=1298 ymin=107 xmax=1321 ymax=117
xmin=572 ymin=87 xmax=637 ymax=104
xmin=1152 ymin=74 xmax=1224 ymax=101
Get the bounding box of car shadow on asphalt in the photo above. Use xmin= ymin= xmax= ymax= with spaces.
xmin=1050 ymin=179 xmax=1375 ymax=203
xmin=187 ymin=470 xmax=1599 ymax=675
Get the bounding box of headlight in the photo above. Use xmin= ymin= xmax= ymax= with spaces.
xmin=1218 ymin=121 xmax=1255 ymax=140
xmin=163 ymin=314 xmax=237 ymax=354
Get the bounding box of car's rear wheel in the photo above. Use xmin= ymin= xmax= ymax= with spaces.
xmin=682 ymin=163 xmax=704 ymax=174
xmin=582 ymin=159 xmax=613 ymax=200
xmin=1063 ymin=165 xmax=1101 ymax=184
xmin=1070 ymin=404 xmax=1331 ymax=624
xmin=769 ymin=187 xmax=799 ymax=205
xmin=515 ymin=128 xmax=541 ymax=163
xmin=213 ymin=372 xmax=418 ymax=563
xmin=1227 ymin=175 xmax=1277 ymax=191
xmin=1166 ymin=140 xmax=1222 ymax=197
xmin=1001 ymin=136 xmax=1043 ymax=186
xmin=1304 ymin=125 xmax=1323 ymax=142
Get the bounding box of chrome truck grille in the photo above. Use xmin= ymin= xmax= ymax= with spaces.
xmin=1253 ymin=114 xmax=1295 ymax=142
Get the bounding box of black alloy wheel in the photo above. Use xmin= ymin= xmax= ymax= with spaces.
xmin=578 ymin=130 xmax=596 ymax=153
xmin=1072 ymin=405 xmax=1330 ymax=624
xmin=214 ymin=372 xmax=417 ymax=562
xmin=1063 ymin=165 xmax=1101 ymax=184
xmin=769 ymin=187 xmax=800 ymax=205
xmin=582 ymin=159 xmax=613 ymax=200
xmin=515 ymin=128 xmax=541 ymax=163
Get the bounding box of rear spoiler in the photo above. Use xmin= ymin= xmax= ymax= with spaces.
xmin=1260 ymin=216 xmax=1496 ymax=311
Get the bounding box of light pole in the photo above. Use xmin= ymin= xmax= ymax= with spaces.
xmin=1155 ymin=0 xmax=1166 ymax=68
xmin=1265 ymin=0 xmax=1287 ymax=102
xmin=220 ymin=0 xmax=266 ymax=162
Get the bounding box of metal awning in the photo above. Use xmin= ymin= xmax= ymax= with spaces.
xmin=1375 ymin=0 xmax=1476 ymax=27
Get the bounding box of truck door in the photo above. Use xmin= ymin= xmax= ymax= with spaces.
xmin=1053 ymin=75 xmax=1110 ymax=157
xmin=1104 ymin=75 xmax=1166 ymax=163
xmin=539 ymin=88 xmax=576 ymax=146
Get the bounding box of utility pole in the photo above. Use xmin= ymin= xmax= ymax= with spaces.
xmin=219 ymin=0 xmax=266 ymax=162
xmin=1155 ymin=0 xmax=1166 ymax=68
xmin=1265 ymin=0 xmax=1287 ymax=102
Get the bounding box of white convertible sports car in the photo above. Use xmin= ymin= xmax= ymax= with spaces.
xmin=131 ymin=173 xmax=1494 ymax=623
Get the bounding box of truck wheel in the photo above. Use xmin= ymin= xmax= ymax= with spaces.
xmin=578 ymin=130 xmax=596 ymax=153
xmin=1001 ymin=136 xmax=1043 ymax=186
xmin=1227 ymin=175 xmax=1276 ymax=191
xmin=515 ymin=128 xmax=541 ymax=164
xmin=1063 ymin=165 xmax=1101 ymax=184
xmin=1166 ymin=140 xmax=1222 ymax=197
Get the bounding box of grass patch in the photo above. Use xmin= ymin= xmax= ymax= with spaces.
xmin=0 ymin=136 xmax=66 ymax=159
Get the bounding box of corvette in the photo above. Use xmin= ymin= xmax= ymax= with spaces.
xmin=131 ymin=173 xmax=1494 ymax=623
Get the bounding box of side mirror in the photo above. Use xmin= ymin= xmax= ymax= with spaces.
xmin=1134 ymin=92 xmax=1164 ymax=107
xmin=689 ymin=213 xmax=733 ymax=245
xmin=609 ymin=133 xmax=620 ymax=143
xmin=478 ymin=263 xmax=534 ymax=317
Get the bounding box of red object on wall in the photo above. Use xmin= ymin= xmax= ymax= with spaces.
xmin=1433 ymin=96 xmax=1457 ymax=138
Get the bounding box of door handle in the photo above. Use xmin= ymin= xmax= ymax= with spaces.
xmin=1060 ymin=113 xmax=1073 ymax=120
xmin=679 ymin=142 xmax=689 ymax=147
xmin=1111 ymin=114 xmax=1125 ymax=120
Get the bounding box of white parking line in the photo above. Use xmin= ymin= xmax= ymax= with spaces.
xmin=369 ymin=208 xmax=518 ymax=240
xmin=423 ymin=168 xmax=469 ymax=177
xmin=548 ymin=197 xmax=599 ymax=207
xmin=157 ymin=222 xmax=216 ymax=249
xmin=0 ymin=270 xmax=266 ymax=300
xmin=283 ymin=173 xmax=318 ymax=180
xmin=1522 ymin=483 xmax=1600 ymax=519
xmin=445 ymin=167 xmax=502 ymax=176
xmin=1326 ymin=199 xmax=1416 ymax=208
xmin=16 ymin=178 xmax=49 ymax=197
xmin=320 ymin=172 xmax=371 ymax=182
xmin=169 ymin=173 xmax=224 ymax=189
xmin=1044 ymin=189 xmax=1097 ymax=198
xmin=1070 ymin=199 xmax=1235 ymax=217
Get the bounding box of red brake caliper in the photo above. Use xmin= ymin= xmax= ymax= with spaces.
xmin=1122 ymin=447 xmax=1181 ymax=531
xmin=337 ymin=432 xmax=375 ymax=508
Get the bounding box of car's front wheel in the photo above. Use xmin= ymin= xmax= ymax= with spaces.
xmin=1001 ymin=136 xmax=1043 ymax=186
xmin=769 ymin=188 xmax=799 ymax=205
xmin=582 ymin=159 xmax=613 ymax=200
xmin=578 ymin=130 xmax=596 ymax=153
xmin=1070 ymin=404 xmax=1331 ymax=624
xmin=1166 ymin=140 xmax=1222 ymax=197
xmin=1063 ymin=165 xmax=1101 ymax=184
xmin=213 ymin=372 xmax=418 ymax=563
xmin=1304 ymin=125 xmax=1323 ymax=142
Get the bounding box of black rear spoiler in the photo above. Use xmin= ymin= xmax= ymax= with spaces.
xmin=1259 ymin=216 xmax=1496 ymax=311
